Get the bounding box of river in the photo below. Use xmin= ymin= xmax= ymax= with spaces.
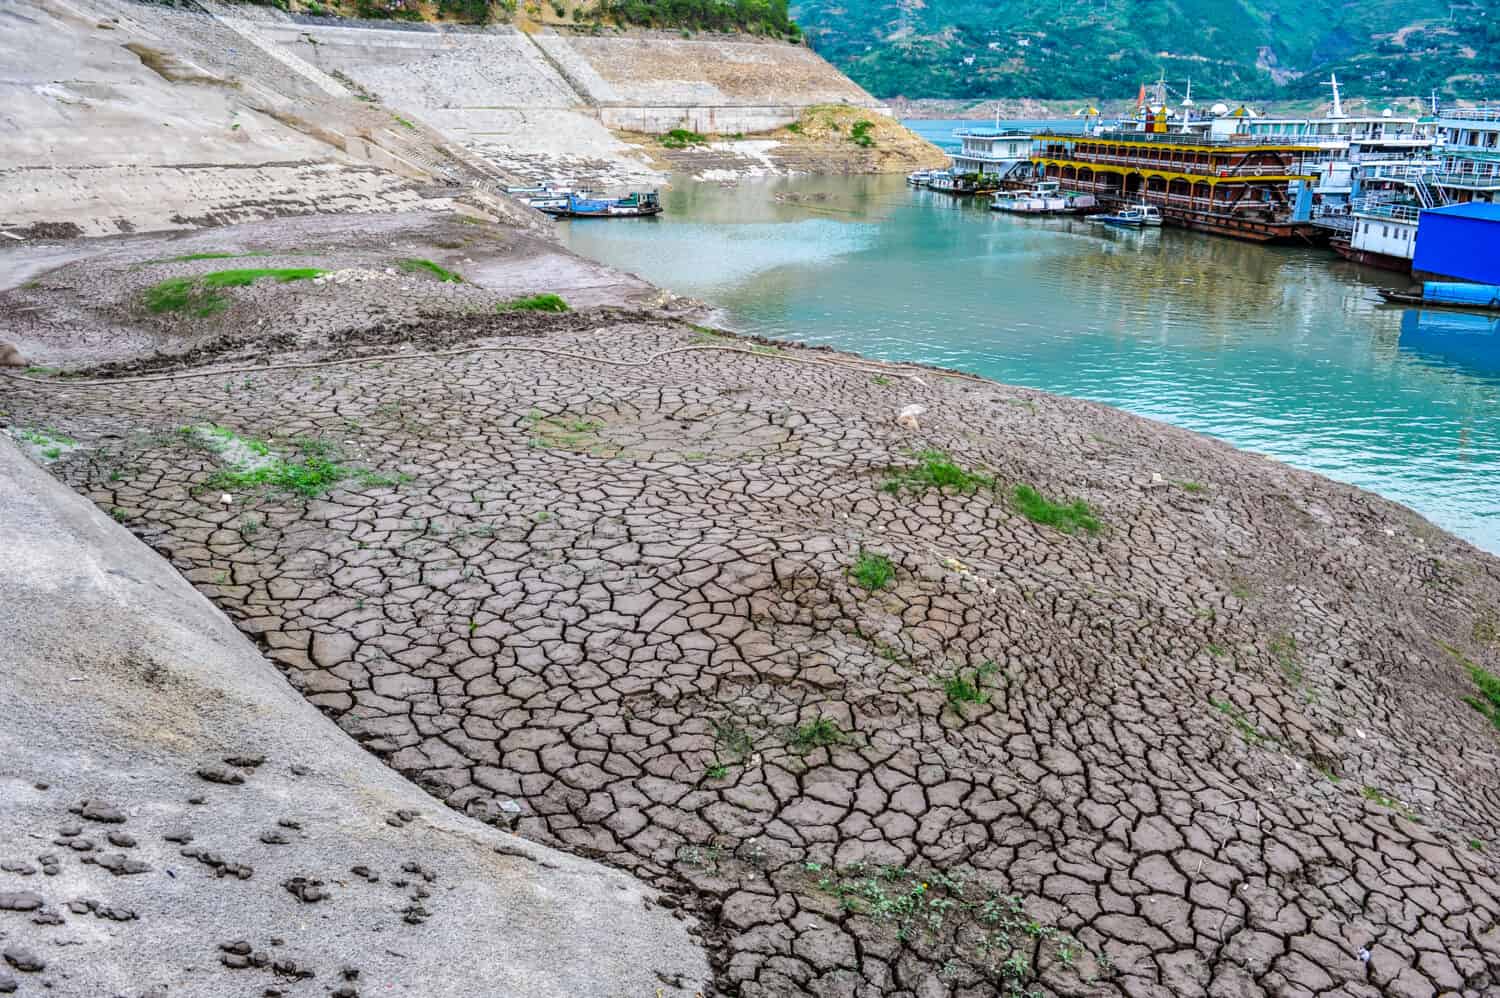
xmin=556 ymin=123 xmax=1500 ymax=553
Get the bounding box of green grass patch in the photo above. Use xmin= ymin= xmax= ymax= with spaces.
xmin=199 ymin=268 xmax=322 ymax=288
xmin=211 ymin=454 xmax=351 ymax=499
xmin=790 ymin=715 xmax=846 ymax=752
xmin=144 ymin=268 xmax=323 ymax=317
xmin=850 ymin=119 xmax=876 ymax=148
xmin=144 ymin=277 xmax=226 ymax=317
xmin=882 ymin=451 xmax=995 ymax=495
xmin=500 ymin=293 xmax=570 ymax=313
xmin=1178 ymin=480 xmax=1205 ymax=494
xmin=201 ymin=432 xmax=398 ymax=500
xmin=944 ymin=662 xmax=997 ymax=710
xmin=659 ymin=128 xmax=707 ymax=149
xmin=1011 ymin=484 xmax=1100 ymax=534
xmin=398 ymin=258 xmax=463 ymax=283
xmin=849 ymin=550 xmax=895 ymax=591
xmin=1462 ymin=659 xmax=1500 ymax=731
xmin=143 ymin=251 xmax=269 ymax=264
xmin=1362 ymin=786 xmax=1418 ymax=821
xmin=393 ymin=115 xmax=416 ymax=130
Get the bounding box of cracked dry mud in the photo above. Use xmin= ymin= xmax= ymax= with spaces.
xmin=6 ymin=254 xmax=1500 ymax=998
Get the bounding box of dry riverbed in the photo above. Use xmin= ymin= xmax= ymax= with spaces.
xmin=3 ymin=213 xmax=1500 ymax=997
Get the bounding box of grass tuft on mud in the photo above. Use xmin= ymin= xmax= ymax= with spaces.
xmin=199 ymin=430 xmax=401 ymax=499
xmin=501 ymin=293 xmax=570 ymax=313
xmin=144 ymin=268 xmax=324 ymax=317
xmin=659 ymin=128 xmax=707 ymax=149
xmin=1011 ymin=485 xmax=1100 ymax=534
xmin=1464 ymin=662 xmax=1500 ymax=731
xmin=398 ymin=258 xmax=463 ymax=283
xmin=882 ymin=451 xmax=995 ymax=495
xmin=850 ymin=550 xmax=895 ymax=591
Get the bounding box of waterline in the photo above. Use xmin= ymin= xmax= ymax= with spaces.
xmin=559 ymin=173 xmax=1500 ymax=553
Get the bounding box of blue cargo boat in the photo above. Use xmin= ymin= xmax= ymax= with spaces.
xmin=540 ymin=192 xmax=662 ymax=219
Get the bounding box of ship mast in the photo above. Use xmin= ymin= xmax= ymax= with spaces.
xmin=1324 ymin=73 xmax=1346 ymax=119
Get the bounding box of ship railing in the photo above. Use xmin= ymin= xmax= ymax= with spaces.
xmin=1430 ymin=170 xmax=1500 ymax=190
xmin=1058 ymin=178 xmax=1296 ymax=217
xmin=953 ymin=128 xmax=1034 ymax=138
xmin=1037 ymin=151 xmax=1306 ymax=178
xmin=1348 ymin=198 xmax=1422 ymax=222
xmin=1035 ymin=129 xmax=1321 ymax=148
xmin=1438 ymin=106 xmax=1500 ymax=123
xmin=1308 ymin=203 xmax=1356 ymax=231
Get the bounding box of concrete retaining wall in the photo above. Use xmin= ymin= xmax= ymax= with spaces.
xmin=599 ymin=103 xmax=891 ymax=135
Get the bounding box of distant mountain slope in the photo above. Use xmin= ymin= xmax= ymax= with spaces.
xmin=791 ymin=0 xmax=1500 ymax=101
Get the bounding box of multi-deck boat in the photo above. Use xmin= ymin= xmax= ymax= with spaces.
xmin=951 ymin=128 xmax=1036 ymax=184
xmin=1309 ymin=102 xmax=1500 ymax=272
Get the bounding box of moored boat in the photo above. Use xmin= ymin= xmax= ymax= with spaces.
xmin=991 ymin=180 xmax=1067 ymax=215
xmin=1094 ymin=204 xmax=1163 ymax=228
xmin=1378 ymin=282 xmax=1500 ymax=313
xmin=540 ymin=192 xmax=662 ymax=219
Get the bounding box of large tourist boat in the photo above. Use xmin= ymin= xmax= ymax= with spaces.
xmin=1033 ymin=126 xmax=1322 ymax=241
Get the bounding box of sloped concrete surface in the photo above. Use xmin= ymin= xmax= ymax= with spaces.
xmin=0 ymin=436 xmax=710 ymax=997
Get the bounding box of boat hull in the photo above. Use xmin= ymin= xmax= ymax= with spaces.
xmin=1378 ymin=288 xmax=1500 ymax=313
xmin=1331 ymin=239 xmax=1412 ymax=273
xmin=541 ymin=206 xmax=663 ymax=218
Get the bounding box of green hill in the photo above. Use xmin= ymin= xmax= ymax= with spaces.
xmin=790 ymin=0 xmax=1500 ymax=101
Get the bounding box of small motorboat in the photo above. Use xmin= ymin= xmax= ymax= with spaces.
xmin=1095 ymin=204 xmax=1163 ymax=228
xmin=539 ymin=191 xmax=663 ymax=218
xmin=907 ymin=170 xmax=937 ymax=187
xmin=991 ymin=180 xmax=1070 ymax=215
xmin=927 ymin=171 xmax=961 ymax=193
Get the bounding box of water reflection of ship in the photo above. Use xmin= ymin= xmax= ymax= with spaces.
xmin=1398 ymin=308 xmax=1500 ymax=379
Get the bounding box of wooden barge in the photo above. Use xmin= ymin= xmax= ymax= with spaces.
xmin=1032 ymin=131 xmax=1325 ymax=243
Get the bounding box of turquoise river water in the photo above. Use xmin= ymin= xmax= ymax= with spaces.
xmin=557 ymin=127 xmax=1500 ymax=553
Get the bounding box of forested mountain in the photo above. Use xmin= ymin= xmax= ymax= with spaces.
xmin=791 ymin=0 xmax=1500 ymax=101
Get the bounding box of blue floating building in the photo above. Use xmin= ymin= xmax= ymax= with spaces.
xmin=1412 ymin=202 xmax=1500 ymax=284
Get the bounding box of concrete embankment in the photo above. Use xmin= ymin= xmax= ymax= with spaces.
xmin=1 ymin=0 xmax=941 ymax=239
xmin=0 ymin=431 xmax=710 ymax=996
